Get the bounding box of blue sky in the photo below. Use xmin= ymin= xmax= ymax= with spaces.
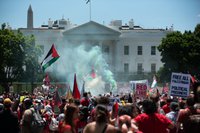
xmin=0 ymin=0 xmax=200 ymax=32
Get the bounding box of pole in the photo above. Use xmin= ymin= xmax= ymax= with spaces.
xmin=89 ymin=0 xmax=91 ymax=21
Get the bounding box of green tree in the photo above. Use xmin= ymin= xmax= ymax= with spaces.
xmin=21 ymin=35 xmax=43 ymax=92
xmin=194 ymin=24 xmax=200 ymax=38
xmin=157 ymin=24 xmax=200 ymax=82
xmin=0 ymin=24 xmax=42 ymax=92
xmin=0 ymin=28 xmax=25 ymax=92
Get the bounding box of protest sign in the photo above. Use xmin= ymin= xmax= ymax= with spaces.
xmin=130 ymin=80 xmax=148 ymax=99
xmin=170 ymin=72 xmax=190 ymax=98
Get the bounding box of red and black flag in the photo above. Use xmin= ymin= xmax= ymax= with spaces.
xmin=73 ymin=74 xmax=81 ymax=99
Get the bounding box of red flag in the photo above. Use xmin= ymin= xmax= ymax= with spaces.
xmin=73 ymin=74 xmax=80 ymax=99
xmin=191 ymin=75 xmax=197 ymax=84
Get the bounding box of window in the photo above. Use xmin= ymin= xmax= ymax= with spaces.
xmin=103 ymin=45 xmax=109 ymax=53
xmin=138 ymin=46 xmax=142 ymax=55
xmin=151 ymin=63 xmax=156 ymax=73
xmin=124 ymin=46 xmax=129 ymax=55
xmin=151 ymin=46 xmax=156 ymax=55
xmin=137 ymin=63 xmax=143 ymax=74
xmin=124 ymin=63 xmax=129 ymax=73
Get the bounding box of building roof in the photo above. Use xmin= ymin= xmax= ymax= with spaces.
xmin=63 ymin=21 xmax=121 ymax=35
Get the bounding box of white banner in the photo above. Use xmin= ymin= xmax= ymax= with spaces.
xmin=170 ymin=72 xmax=190 ymax=98
xmin=130 ymin=80 xmax=148 ymax=99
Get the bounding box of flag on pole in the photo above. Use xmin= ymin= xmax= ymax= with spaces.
xmin=151 ymin=75 xmax=157 ymax=89
xmin=86 ymin=0 xmax=90 ymax=4
xmin=73 ymin=74 xmax=81 ymax=99
xmin=66 ymin=83 xmax=73 ymax=99
xmin=41 ymin=44 xmax=60 ymax=71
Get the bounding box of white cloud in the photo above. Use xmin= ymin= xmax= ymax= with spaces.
xmin=198 ymin=14 xmax=200 ymax=17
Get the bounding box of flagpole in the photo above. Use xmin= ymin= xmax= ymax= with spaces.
xmin=86 ymin=0 xmax=92 ymax=21
xmin=89 ymin=0 xmax=91 ymax=21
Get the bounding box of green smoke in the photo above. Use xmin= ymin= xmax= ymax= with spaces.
xmin=50 ymin=44 xmax=117 ymax=96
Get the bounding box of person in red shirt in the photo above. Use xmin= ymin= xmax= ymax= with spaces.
xmin=80 ymin=92 xmax=89 ymax=107
xmin=162 ymin=98 xmax=173 ymax=114
xmin=133 ymin=99 xmax=174 ymax=133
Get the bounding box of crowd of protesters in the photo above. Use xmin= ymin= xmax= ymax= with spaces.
xmin=0 ymin=81 xmax=200 ymax=133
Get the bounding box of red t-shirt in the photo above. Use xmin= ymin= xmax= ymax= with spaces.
xmin=80 ymin=98 xmax=89 ymax=107
xmin=162 ymin=104 xmax=171 ymax=114
xmin=134 ymin=113 xmax=172 ymax=133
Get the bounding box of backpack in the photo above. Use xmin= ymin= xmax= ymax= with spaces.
xmin=30 ymin=108 xmax=46 ymax=133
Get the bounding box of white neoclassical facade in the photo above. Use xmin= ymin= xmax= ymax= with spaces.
xmin=19 ymin=6 xmax=173 ymax=82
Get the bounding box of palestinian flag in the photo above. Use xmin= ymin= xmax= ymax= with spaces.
xmin=41 ymin=44 xmax=60 ymax=71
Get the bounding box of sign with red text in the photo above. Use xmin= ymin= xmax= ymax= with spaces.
xmin=130 ymin=80 xmax=148 ymax=99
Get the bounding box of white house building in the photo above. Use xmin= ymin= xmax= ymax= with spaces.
xmin=19 ymin=5 xmax=173 ymax=82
